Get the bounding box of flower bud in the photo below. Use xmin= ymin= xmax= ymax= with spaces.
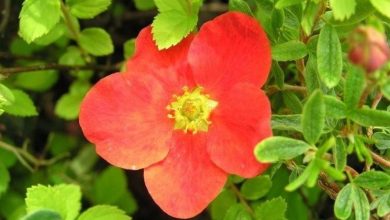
xmin=348 ymin=26 xmax=390 ymax=73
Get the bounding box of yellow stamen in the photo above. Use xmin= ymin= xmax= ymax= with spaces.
xmin=167 ymin=86 xmax=217 ymax=134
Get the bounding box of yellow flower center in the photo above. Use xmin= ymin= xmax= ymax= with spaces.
xmin=167 ymin=86 xmax=218 ymax=134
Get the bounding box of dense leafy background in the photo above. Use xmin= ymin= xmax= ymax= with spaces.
xmin=0 ymin=0 xmax=389 ymax=219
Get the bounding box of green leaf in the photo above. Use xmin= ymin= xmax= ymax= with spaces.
xmin=48 ymin=132 xmax=78 ymax=156
xmin=59 ymin=47 xmax=92 ymax=80
xmin=354 ymin=171 xmax=390 ymax=189
xmin=13 ymin=69 xmax=59 ymax=92
xmin=330 ymin=0 xmax=356 ymax=21
xmin=301 ymin=1 xmax=320 ymax=36
xmin=349 ymin=109 xmax=390 ymax=127
xmin=55 ymin=80 xmax=90 ymax=120
xmin=372 ymin=132 xmax=390 ymax=150
xmin=21 ymin=209 xmax=62 ymax=220
xmin=285 ymin=161 xmax=316 ymax=191
xmin=327 ymin=0 xmax=374 ymax=26
xmin=114 ymin=191 xmax=138 ymax=215
xmin=152 ymin=0 xmax=200 ymax=49
xmin=271 ymin=40 xmax=308 ymax=61
xmin=351 ymin=185 xmax=370 ymax=220
xmin=69 ymin=144 xmax=98 ymax=177
xmin=59 ymin=46 xmax=84 ymax=66
xmin=282 ymin=91 xmax=302 ymax=114
xmin=3 ymin=90 xmax=38 ymax=117
xmin=381 ymin=79 xmax=390 ymax=100
xmin=271 ymin=114 xmax=302 ymax=132
xmin=66 ymin=0 xmax=112 ymax=19
xmin=333 ymin=139 xmax=347 ymax=171
xmin=305 ymin=158 xmax=323 ymax=187
xmin=78 ymin=205 xmax=131 ymax=220
xmin=55 ymin=94 xmax=84 ymax=120
xmin=334 ymin=183 xmax=353 ymax=219
xmin=69 ymin=79 xmax=90 ymax=95
xmin=302 ymin=90 xmax=325 ymax=145
xmin=324 ymin=95 xmax=346 ymax=119
xmin=134 ymin=0 xmax=155 ymax=11
xmin=34 ymin=22 xmax=66 ymax=45
xmin=304 ymin=56 xmax=320 ymax=95
xmin=0 ymin=191 xmax=26 ymax=220
xmin=0 ymin=162 xmax=10 ymax=197
xmin=275 ymin=0 xmax=302 ymax=9
xmin=344 ymin=66 xmax=365 ymax=110
xmin=255 ymin=136 xmax=311 ymax=163
xmin=229 ymin=0 xmax=253 ymax=16
xmin=19 ymin=0 xmax=61 ymax=43
xmin=210 ymin=189 xmax=237 ymax=220
xmin=370 ymin=0 xmax=390 ymax=18
xmin=240 ymin=175 xmax=272 ymax=200
xmin=93 ymin=167 xmax=127 ymax=204
xmin=323 ymin=163 xmax=346 ymax=181
xmin=223 ymin=204 xmax=251 ymax=220
xmin=271 ymin=62 xmax=284 ymax=89
xmin=317 ymin=24 xmax=343 ymax=88
xmin=0 ymin=84 xmax=15 ymax=106
xmin=25 ymin=184 xmax=81 ymax=220
xmin=123 ymin=39 xmax=136 ymax=59
xmin=79 ymin=28 xmax=114 ymax=56
xmin=375 ymin=193 xmax=390 ymax=217
xmin=254 ymin=197 xmax=287 ymax=220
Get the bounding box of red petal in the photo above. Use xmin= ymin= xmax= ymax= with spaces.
xmin=126 ymin=26 xmax=194 ymax=84
xmin=79 ymin=72 xmax=173 ymax=170
xmin=207 ymin=83 xmax=272 ymax=178
xmin=144 ymin=132 xmax=227 ymax=219
xmin=188 ymin=12 xmax=271 ymax=95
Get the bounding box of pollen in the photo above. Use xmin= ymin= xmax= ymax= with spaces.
xmin=167 ymin=86 xmax=218 ymax=134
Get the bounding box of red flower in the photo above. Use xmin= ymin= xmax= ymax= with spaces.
xmin=79 ymin=12 xmax=272 ymax=219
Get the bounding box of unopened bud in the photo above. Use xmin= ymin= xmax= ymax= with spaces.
xmin=348 ymin=26 xmax=390 ymax=73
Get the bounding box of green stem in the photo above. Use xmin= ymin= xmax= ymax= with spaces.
xmin=60 ymin=1 xmax=79 ymax=40
xmin=266 ymin=84 xmax=307 ymax=96
xmin=0 ymin=140 xmax=66 ymax=171
xmin=60 ymin=0 xmax=91 ymax=61
xmin=370 ymin=150 xmax=390 ymax=168
xmin=228 ymin=182 xmax=255 ymax=216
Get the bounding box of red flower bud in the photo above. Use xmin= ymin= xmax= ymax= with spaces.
xmin=348 ymin=26 xmax=390 ymax=73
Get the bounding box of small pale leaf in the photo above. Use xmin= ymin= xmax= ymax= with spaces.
xmin=255 ymin=136 xmax=311 ymax=163
xmin=317 ymin=25 xmax=343 ymax=88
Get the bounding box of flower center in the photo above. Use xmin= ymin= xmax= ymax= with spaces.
xmin=167 ymin=86 xmax=218 ymax=134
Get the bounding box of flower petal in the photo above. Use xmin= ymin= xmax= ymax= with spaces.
xmin=189 ymin=12 xmax=271 ymax=94
xmin=79 ymin=72 xmax=173 ymax=170
xmin=144 ymin=132 xmax=227 ymax=219
xmin=126 ymin=26 xmax=194 ymax=79
xmin=207 ymin=83 xmax=272 ymax=178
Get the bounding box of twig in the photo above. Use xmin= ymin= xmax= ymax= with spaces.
xmin=344 ymin=165 xmax=359 ymax=177
xmin=371 ymin=92 xmax=382 ymax=109
xmin=266 ymin=84 xmax=307 ymax=96
xmin=0 ymin=140 xmax=68 ymax=171
xmin=317 ymin=172 xmax=340 ymax=200
xmin=0 ymin=0 xmax=10 ymax=33
xmin=370 ymin=151 xmax=390 ymax=168
xmin=358 ymin=82 xmax=375 ymax=107
xmin=0 ymin=52 xmax=41 ymax=61
xmin=228 ymin=182 xmax=255 ymax=216
xmin=0 ymin=63 xmax=119 ymax=75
